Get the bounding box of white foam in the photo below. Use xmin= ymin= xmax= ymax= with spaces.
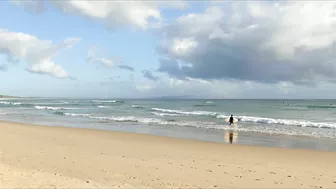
xmin=63 ymin=113 xmax=91 ymax=117
xmin=98 ymin=106 xmax=108 ymax=108
xmin=152 ymin=112 xmax=184 ymax=117
xmin=152 ymin=108 xmax=217 ymax=116
xmin=59 ymin=112 xmax=336 ymax=138
xmin=234 ymin=115 xmax=336 ymax=129
xmin=34 ymin=106 xmax=78 ymax=110
xmin=92 ymin=100 xmax=122 ymax=103
xmin=0 ymin=101 xmax=21 ymax=105
xmin=89 ymin=116 xmax=138 ymax=122
xmin=88 ymin=115 xmax=207 ymax=127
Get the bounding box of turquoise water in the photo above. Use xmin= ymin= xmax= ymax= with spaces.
xmin=1 ymin=98 xmax=336 ymax=150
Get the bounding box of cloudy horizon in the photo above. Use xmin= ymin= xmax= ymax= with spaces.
xmin=1 ymin=1 xmax=336 ymax=99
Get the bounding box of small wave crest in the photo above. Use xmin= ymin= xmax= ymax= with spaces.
xmin=92 ymin=100 xmax=124 ymax=103
xmin=0 ymin=101 xmax=22 ymax=106
xmin=98 ymin=106 xmax=109 ymax=108
xmin=152 ymin=112 xmax=184 ymax=117
xmin=131 ymin=105 xmax=144 ymax=109
xmin=54 ymin=111 xmax=91 ymax=117
xmin=307 ymin=105 xmax=336 ymax=109
xmin=34 ymin=106 xmax=78 ymax=111
xmin=193 ymin=104 xmax=215 ymax=107
xmin=63 ymin=113 xmax=92 ymax=117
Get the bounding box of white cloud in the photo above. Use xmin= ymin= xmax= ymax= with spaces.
xmin=157 ymin=1 xmax=336 ymax=86
xmin=86 ymin=46 xmax=134 ymax=71
xmin=0 ymin=29 xmax=80 ymax=78
xmin=12 ymin=0 xmax=188 ymax=30
xmin=171 ymin=37 xmax=198 ymax=56
xmin=260 ymin=1 xmax=336 ymax=59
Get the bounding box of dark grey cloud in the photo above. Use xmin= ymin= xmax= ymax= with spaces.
xmin=118 ymin=65 xmax=134 ymax=72
xmin=142 ymin=69 xmax=159 ymax=81
xmin=156 ymin=2 xmax=336 ymax=85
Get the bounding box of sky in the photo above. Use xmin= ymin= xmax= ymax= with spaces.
xmin=1 ymin=0 xmax=336 ymax=99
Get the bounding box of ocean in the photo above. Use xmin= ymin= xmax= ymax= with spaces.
xmin=1 ymin=98 xmax=336 ymax=151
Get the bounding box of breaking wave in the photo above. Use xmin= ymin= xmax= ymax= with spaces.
xmin=152 ymin=108 xmax=336 ymax=129
xmin=216 ymin=115 xmax=336 ymax=129
xmin=58 ymin=112 xmax=336 ymax=138
xmin=241 ymin=116 xmax=336 ymax=129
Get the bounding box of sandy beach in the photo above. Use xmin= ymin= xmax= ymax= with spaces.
xmin=1 ymin=121 xmax=336 ymax=188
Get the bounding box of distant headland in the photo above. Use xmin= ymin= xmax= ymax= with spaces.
xmin=0 ymin=95 xmax=19 ymax=98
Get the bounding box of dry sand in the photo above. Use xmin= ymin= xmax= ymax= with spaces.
xmin=1 ymin=121 xmax=336 ymax=188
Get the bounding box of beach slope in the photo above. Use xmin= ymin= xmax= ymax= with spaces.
xmin=1 ymin=121 xmax=336 ymax=188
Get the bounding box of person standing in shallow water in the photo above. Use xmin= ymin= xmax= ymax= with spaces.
xmin=229 ymin=115 xmax=234 ymax=125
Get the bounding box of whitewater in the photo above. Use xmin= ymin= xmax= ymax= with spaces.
xmin=1 ymin=98 xmax=336 ymax=141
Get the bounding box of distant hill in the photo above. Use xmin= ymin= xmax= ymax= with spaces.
xmin=153 ymin=95 xmax=194 ymax=99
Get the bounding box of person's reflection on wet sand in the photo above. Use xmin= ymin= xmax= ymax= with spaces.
xmin=224 ymin=130 xmax=238 ymax=144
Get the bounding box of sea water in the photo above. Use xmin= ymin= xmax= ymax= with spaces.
xmin=1 ymin=98 xmax=336 ymax=151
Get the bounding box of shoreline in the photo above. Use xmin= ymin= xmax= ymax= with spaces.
xmin=1 ymin=117 xmax=336 ymax=152
xmin=1 ymin=120 xmax=336 ymax=188
xmin=0 ymin=119 xmax=328 ymax=151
